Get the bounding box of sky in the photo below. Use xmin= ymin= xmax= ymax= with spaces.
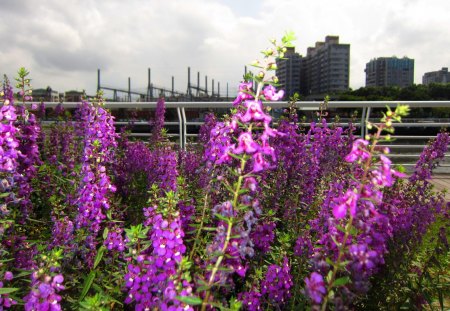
xmin=1 ymin=0 xmax=449 ymax=98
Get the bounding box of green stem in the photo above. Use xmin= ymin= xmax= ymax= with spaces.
xmin=189 ymin=193 xmax=209 ymax=261
xmin=201 ymin=218 xmax=233 ymax=311
xmin=201 ymin=157 xmax=247 ymax=311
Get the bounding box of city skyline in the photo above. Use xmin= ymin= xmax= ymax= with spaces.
xmin=1 ymin=0 xmax=449 ymax=96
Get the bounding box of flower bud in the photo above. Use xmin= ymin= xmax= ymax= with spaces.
xmin=272 ymin=76 xmax=279 ymax=83
xmin=386 ymin=120 xmax=392 ymax=127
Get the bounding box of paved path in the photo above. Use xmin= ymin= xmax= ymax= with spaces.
xmin=430 ymin=174 xmax=450 ymax=201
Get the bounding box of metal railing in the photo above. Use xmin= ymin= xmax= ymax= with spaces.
xmin=40 ymin=100 xmax=450 ymax=167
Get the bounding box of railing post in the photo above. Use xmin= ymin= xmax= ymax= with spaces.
xmin=364 ymin=107 xmax=371 ymax=138
xmin=360 ymin=107 xmax=366 ymax=138
xmin=181 ymin=107 xmax=187 ymax=150
xmin=176 ymin=107 xmax=183 ymax=149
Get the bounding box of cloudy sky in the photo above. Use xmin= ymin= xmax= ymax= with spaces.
xmin=1 ymin=0 xmax=449 ymax=97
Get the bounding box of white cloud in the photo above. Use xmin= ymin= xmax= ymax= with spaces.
xmin=0 ymin=0 xmax=449 ymax=96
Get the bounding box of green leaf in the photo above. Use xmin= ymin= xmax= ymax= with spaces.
xmin=79 ymin=271 xmax=96 ymax=301
xmin=334 ymin=276 xmax=350 ymax=286
xmin=229 ymin=296 xmax=243 ymax=310
xmin=94 ymin=246 xmax=106 ymax=269
xmin=438 ymin=291 xmax=444 ymax=310
xmin=13 ymin=270 xmax=32 ymax=278
xmin=175 ymin=295 xmax=203 ymax=305
xmin=348 ymin=225 xmax=358 ymax=236
xmin=336 ymin=225 xmax=346 ymax=233
xmin=214 ymin=213 xmax=230 ymax=222
xmin=281 ymin=31 xmax=296 ymax=47
xmin=0 ymin=287 xmax=19 ymax=294
xmin=325 ymin=257 xmax=336 ymax=268
xmin=102 ymin=228 xmax=109 ymax=240
xmin=202 ymin=227 xmax=218 ymax=232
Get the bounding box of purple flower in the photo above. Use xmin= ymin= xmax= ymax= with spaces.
xmin=349 ymin=244 xmax=378 ymax=272
xmin=304 ymin=272 xmax=326 ymax=304
xmin=151 ymin=97 xmax=166 ymax=144
xmin=234 ymin=132 xmax=260 ymax=154
xmin=4 ymin=271 xmax=13 ymax=281
xmin=239 ymin=291 xmax=262 ymax=311
xmin=105 ymin=227 xmax=126 ymax=252
xmin=410 ymin=132 xmax=450 ymax=182
xmin=261 ymin=257 xmax=293 ymax=305
xmin=233 ymin=82 xmax=254 ymax=106
xmin=262 ymin=85 xmax=284 ymax=101
xmin=345 ymin=139 xmax=370 ymax=163
xmin=251 ymin=221 xmax=276 ymax=253
xmin=240 ymin=100 xmax=272 ymax=124
xmin=252 ymin=152 xmax=270 ymax=173
xmin=332 ymin=189 xmax=359 ymax=219
xmin=24 ymin=273 xmax=64 ymax=311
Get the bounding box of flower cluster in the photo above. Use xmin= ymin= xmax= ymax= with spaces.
xmin=115 ymin=140 xmax=178 ymax=199
xmin=410 ymin=132 xmax=450 ymax=182
xmin=261 ymin=257 xmax=293 ymax=305
xmin=0 ymin=81 xmax=19 ymax=238
xmin=75 ymin=101 xmax=117 ymax=231
xmin=49 ymin=216 xmax=75 ymax=251
xmin=124 ymin=193 xmax=193 ymax=310
xmin=0 ymin=271 xmax=17 ymax=309
xmin=250 ymin=221 xmax=276 ymax=253
xmin=16 ymin=109 xmax=42 ymax=220
xmin=24 ymin=273 xmax=64 ymax=311
xmin=74 ymin=99 xmax=118 ymax=266
xmin=198 ymin=112 xmax=217 ymax=144
xmin=0 ymin=94 xmax=19 ymax=173
xmin=304 ymin=272 xmax=326 ymax=304
xmin=151 ymin=147 xmax=178 ymax=193
xmin=150 ymin=97 xmax=166 ymax=145
xmin=46 ymin=121 xmax=78 ymax=175
xmin=205 ymin=89 xmax=281 ymax=173
xmin=104 ymin=225 xmax=126 ymax=252
xmin=238 ymin=290 xmax=262 ymax=311
xmin=302 ymin=107 xmax=415 ymax=308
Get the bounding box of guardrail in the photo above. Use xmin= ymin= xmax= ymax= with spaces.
xmin=39 ymin=101 xmax=450 ymax=167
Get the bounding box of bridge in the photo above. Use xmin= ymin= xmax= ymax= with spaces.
xmin=96 ymin=67 xmax=234 ymax=102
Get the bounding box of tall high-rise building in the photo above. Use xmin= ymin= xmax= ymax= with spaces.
xmin=275 ymin=47 xmax=302 ymax=98
xmin=301 ymin=36 xmax=350 ymax=95
xmin=422 ymin=67 xmax=450 ymax=85
xmin=365 ymin=57 xmax=414 ymax=87
xmin=275 ymin=36 xmax=350 ymax=97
